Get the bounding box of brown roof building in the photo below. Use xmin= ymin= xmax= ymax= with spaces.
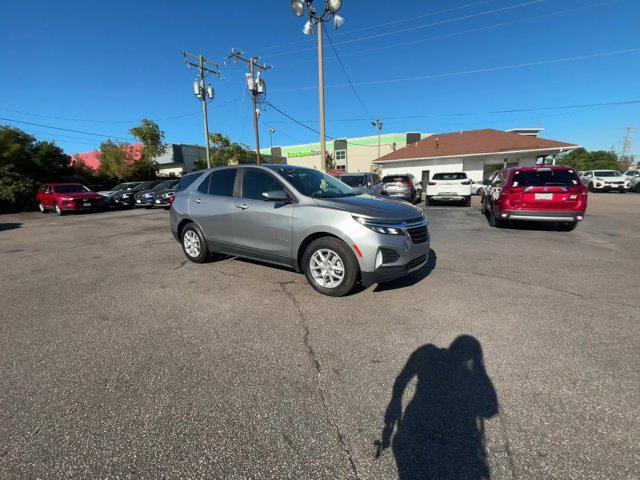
xmin=375 ymin=128 xmax=579 ymax=184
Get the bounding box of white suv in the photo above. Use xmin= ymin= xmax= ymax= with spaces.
xmin=426 ymin=172 xmax=472 ymax=206
xmin=581 ymin=170 xmax=629 ymax=193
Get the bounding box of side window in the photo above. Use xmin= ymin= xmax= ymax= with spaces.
xmin=242 ymin=169 xmax=284 ymax=200
xmin=209 ymin=169 xmax=237 ymax=197
xmin=196 ymin=174 xmax=211 ymax=194
xmin=175 ymin=172 xmax=201 ymax=192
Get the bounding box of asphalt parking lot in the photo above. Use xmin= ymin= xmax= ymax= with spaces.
xmin=1 ymin=194 xmax=638 ymax=479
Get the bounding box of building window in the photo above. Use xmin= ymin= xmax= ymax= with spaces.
xmin=335 ymin=149 xmax=347 ymax=161
xmin=335 ymin=165 xmax=346 ymax=171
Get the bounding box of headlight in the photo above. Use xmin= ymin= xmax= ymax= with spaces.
xmin=60 ymin=197 xmax=74 ymax=201
xmin=595 ymin=177 xmax=604 ymax=181
xmin=353 ymin=216 xmax=404 ymax=235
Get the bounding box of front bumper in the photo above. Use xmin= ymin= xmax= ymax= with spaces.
xmin=500 ymin=209 xmax=585 ymax=223
xmin=593 ymin=183 xmax=628 ymax=191
xmin=135 ymin=196 xmax=155 ymax=207
xmin=353 ymin=219 xmax=431 ymax=286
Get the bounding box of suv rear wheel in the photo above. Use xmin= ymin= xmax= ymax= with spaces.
xmin=181 ymin=223 xmax=211 ymax=263
xmin=302 ymin=237 xmax=359 ymax=297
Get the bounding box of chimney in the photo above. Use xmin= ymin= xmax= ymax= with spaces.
xmin=435 ymin=137 xmax=439 ymax=148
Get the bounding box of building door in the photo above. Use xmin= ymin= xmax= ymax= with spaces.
xmin=421 ymin=170 xmax=430 ymax=188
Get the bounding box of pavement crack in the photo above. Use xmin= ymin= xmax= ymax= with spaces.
xmin=279 ymin=282 xmax=359 ymax=479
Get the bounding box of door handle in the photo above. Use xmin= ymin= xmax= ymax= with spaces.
xmin=194 ymin=198 xmax=203 ymax=204
xmin=235 ymin=204 xmax=248 ymax=210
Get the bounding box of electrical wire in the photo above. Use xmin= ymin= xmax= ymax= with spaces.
xmin=266 ymin=0 xmax=549 ymax=58
xmin=0 ymin=117 xmax=136 ymax=141
xmin=272 ymin=47 xmax=640 ymax=91
xmin=261 ymin=0 xmax=500 ymax=51
xmin=322 ymin=0 xmax=620 ymax=62
xmin=322 ymin=24 xmax=374 ymax=121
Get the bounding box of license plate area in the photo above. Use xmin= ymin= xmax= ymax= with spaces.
xmin=535 ymin=193 xmax=553 ymax=200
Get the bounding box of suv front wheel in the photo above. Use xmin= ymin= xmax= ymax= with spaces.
xmin=302 ymin=237 xmax=359 ymax=297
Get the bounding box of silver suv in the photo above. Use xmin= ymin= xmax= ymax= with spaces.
xmin=170 ymin=165 xmax=430 ymax=296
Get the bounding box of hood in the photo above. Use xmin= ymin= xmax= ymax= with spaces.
xmin=55 ymin=192 xmax=100 ymax=199
xmin=135 ymin=189 xmax=155 ymax=198
xmin=98 ymin=190 xmax=115 ymax=196
xmin=313 ymin=194 xmax=423 ymax=221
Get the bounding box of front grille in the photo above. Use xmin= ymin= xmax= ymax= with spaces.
xmin=408 ymin=254 xmax=427 ymax=269
xmin=380 ymin=248 xmax=400 ymax=264
xmin=405 ymin=216 xmax=424 ymax=224
xmin=406 ymin=225 xmax=429 ymax=244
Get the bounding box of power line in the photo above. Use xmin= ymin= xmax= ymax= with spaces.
xmin=267 ymin=0 xmax=549 ymax=58
xmin=0 ymin=117 xmax=136 ymax=141
xmin=272 ymin=47 xmax=640 ymax=91
xmin=321 ymin=0 xmax=620 ymax=62
xmin=322 ymin=24 xmax=374 ymax=121
xmin=0 ymin=98 xmax=242 ymax=125
xmin=264 ymin=99 xmax=640 ymax=124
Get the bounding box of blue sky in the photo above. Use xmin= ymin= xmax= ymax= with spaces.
xmin=1 ymin=0 xmax=639 ymax=158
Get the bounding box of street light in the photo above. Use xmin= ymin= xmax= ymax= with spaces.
xmin=372 ymin=119 xmax=383 ymax=159
xmin=290 ymin=0 xmax=345 ymax=171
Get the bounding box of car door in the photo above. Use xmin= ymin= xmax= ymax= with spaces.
xmin=188 ymin=168 xmax=239 ymax=252
xmin=232 ymin=167 xmax=294 ymax=265
xmin=43 ymin=186 xmax=55 ymax=207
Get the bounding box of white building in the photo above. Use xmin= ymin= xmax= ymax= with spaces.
xmin=375 ymin=128 xmax=579 ymax=185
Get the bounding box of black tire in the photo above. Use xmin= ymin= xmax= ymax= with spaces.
xmin=181 ymin=223 xmax=212 ymax=263
xmin=38 ymin=202 xmax=48 ymax=214
xmin=425 ymin=196 xmax=432 ymax=206
xmin=488 ymin=208 xmax=503 ymax=228
xmin=302 ymin=237 xmax=359 ymax=297
xmin=54 ymin=202 xmax=64 ymax=216
xmin=620 ymin=189 xmax=627 ymax=194
xmin=559 ymin=222 xmax=577 ymax=231
xmin=588 ymin=183 xmax=594 ymax=192
xmin=463 ymin=195 xmax=471 ymax=207
xmin=480 ymin=197 xmax=487 ymax=214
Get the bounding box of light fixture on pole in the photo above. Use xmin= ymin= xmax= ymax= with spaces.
xmin=291 ymin=0 xmax=345 ymax=172
xmin=372 ymin=119 xmax=383 ymax=159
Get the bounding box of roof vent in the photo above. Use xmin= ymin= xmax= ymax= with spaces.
xmin=435 ymin=137 xmax=439 ymax=148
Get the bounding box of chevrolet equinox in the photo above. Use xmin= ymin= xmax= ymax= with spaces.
xmin=170 ymin=165 xmax=430 ymax=296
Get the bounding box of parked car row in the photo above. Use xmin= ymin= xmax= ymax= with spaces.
xmin=36 ymin=179 xmax=179 ymax=215
xmin=336 ymin=172 xmax=423 ymax=204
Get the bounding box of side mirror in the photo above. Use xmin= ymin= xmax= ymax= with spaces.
xmin=483 ymin=179 xmax=490 ymax=185
xmin=262 ymin=190 xmax=290 ymax=202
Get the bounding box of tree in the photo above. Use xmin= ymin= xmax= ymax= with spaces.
xmin=97 ymin=139 xmax=134 ymax=178
xmin=129 ymin=119 xmax=166 ymax=161
xmin=194 ymin=133 xmax=252 ymax=169
xmin=0 ymin=125 xmax=72 ymax=211
xmin=559 ymin=148 xmax=621 ymax=171
xmin=325 ymin=152 xmax=335 ymax=170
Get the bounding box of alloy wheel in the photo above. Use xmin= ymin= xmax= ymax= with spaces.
xmin=183 ymin=230 xmax=201 ymax=258
xmin=309 ymin=248 xmax=345 ymax=288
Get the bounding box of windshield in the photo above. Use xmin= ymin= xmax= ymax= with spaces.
xmin=132 ymin=181 xmax=159 ymax=191
xmin=53 ymin=184 xmax=90 ymax=193
xmin=513 ymin=169 xmax=580 ymax=187
xmin=338 ymin=175 xmax=366 ymax=187
xmin=268 ymin=166 xmax=357 ymax=198
xmin=112 ymin=183 xmax=138 ymax=191
xmin=432 ymin=172 xmax=467 ymax=180
xmin=153 ymin=180 xmax=178 ymax=191
xmin=382 ymin=175 xmax=410 ymax=183
xmin=593 ymin=171 xmax=621 ymax=177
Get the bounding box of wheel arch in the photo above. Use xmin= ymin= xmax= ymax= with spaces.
xmin=295 ymin=232 xmax=346 ymax=272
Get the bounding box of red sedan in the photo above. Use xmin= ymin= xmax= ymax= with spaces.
xmin=36 ymin=183 xmax=104 ymax=215
xmin=481 ymin=166 xmax=588 ymax=231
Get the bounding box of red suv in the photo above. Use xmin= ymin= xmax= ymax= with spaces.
xmin=481 ymin=166 xmax=588 ymax=231
xmin=36 ymin=183 xmax=104 ymax=215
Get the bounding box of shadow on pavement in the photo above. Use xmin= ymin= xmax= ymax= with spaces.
xmin=0 ymin=222 xmax=22 ymax=232
xmin=373 ymin=249 xmax=437 ymax=293
xmin=376 ymin=335 xmax=498 ymax=480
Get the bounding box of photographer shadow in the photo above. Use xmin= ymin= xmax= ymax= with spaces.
xmin=377 ymin=335 xmax=498 ymax=479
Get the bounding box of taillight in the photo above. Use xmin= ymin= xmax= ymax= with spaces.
xmin=508 ymin=186 xmax=525 ymax=193
xmin=168 ymin=196 xmax=175 ymax=204
xmin=402 ymin=181 xmax=413 ymax=187
xmin=427 ymin=181 xmax=437 ymax=186
xmin=460 ymin=180 xmax=471 ymax=185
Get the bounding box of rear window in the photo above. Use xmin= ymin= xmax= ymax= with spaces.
xmin=432 ymin=172 xmax=467 ymax=180
xmin=339 ymin=175 xmax=366 ymax=187
xmin=382 ymin=175 xmax=410 ymax=183
xmin=512 ymin=169 xmax=580 ymax=187
xmin=175 ymin=172 xmax=203 ymax=192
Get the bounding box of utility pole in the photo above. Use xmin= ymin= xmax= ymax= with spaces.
xmin=182 ymin=51 xmax=220 ymax=168
xmin=372 ymin=119 xmax=383 ymax=159
xmin=317 ymin=23 xmax=327 ymax=172
xmin=290 ymin=0 xmax=345 ymax=172
xmin=228 ymin=49 xmax=271 ymax=164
